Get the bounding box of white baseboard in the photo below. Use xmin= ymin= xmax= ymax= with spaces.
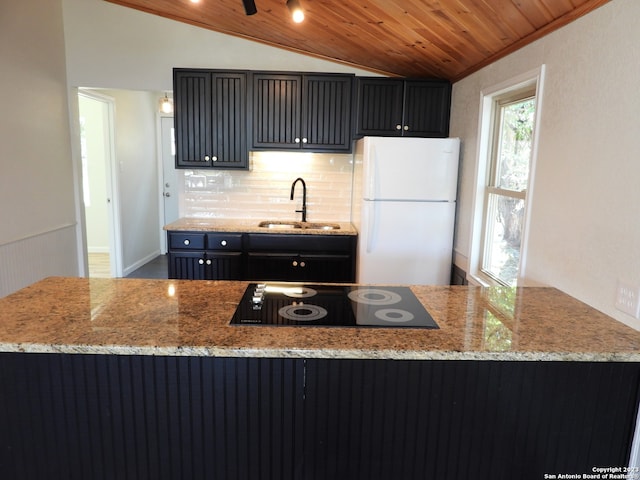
xmin=122 ymin=250 xmax=161 ymax=277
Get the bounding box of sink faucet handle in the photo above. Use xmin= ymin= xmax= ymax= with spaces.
xmin=290 ymin=177 xmax=307 ymax=223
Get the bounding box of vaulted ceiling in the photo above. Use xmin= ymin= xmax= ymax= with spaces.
xmin=105 ymin=0 xmax=611 ymax=81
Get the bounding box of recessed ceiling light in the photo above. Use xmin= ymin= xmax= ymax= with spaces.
xmin=287 ymin=0 xmax=305 ymax=23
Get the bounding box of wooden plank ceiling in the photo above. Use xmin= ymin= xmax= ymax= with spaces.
xmin=105 ymin=0 xmax=611 ymax=81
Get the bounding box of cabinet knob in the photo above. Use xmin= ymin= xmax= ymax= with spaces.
xmin=220 ymin=240 xmax=227 ymax=246
xmin=403 ymin=125 xmax=409 ymax=131
xmin=294 ymin=137 xmax=301 ymax=144
xmin=206 ymin=259 xmax=212 ymax=265
xmin=204 ymin=155 xmax=210 ymax=161
xmin=300 ymin=261 xmax=306 ymax=268
xmin=396 ymin=124 xmax=402 ymax=130
xmin=292 ymin=260 xmax=298 ymax=267
xmin=184 ymin=239 xmax=190 ymax=246
xmin=302 ymin=138 xmax=308 ymax=144
xmin=198 ymin=258 xmax=204 ymax=265
xmin=212 ymin=156 xmax=218 ymax=162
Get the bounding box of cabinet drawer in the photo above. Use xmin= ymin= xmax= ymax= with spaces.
xmin=206 ymin=233 xmax=243 ymax=250
xmin=169 ymin=232 xmax=206 ymax=250
xmin=246 ymin=234 xmax=354 ymax=253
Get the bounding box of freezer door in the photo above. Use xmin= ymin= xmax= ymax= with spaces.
xmin=362 ymin=137 xmax=460 ymax=201
xmin=357 ymin=200 xmax=455 ymax=285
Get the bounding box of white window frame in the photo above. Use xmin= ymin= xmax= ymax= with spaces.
xmin=467 ymin=66 xmax=546 ymax=287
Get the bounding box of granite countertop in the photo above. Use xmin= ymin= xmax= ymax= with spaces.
xmin=1 ymin=277 xmax=640 ymax=361
xmin=164 ymin=217 xmax=358 ymax=235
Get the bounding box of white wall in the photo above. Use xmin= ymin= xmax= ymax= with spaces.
xmin=62 ymin=0 xmax=375 ymax=92
xmin=450 ymin=0 xmax=640 ymax=329
xmin=0 ymin=0 xmax=79 ymax=297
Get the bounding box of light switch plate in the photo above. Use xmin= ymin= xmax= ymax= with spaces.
xmin=615 ymin=280 xmax=640 ymax=318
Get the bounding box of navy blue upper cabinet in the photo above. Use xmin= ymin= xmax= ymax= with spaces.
xmin=174 ymin=69 xmax=249 ymax=169
xmin=355 ymin=77 xmax=451 ymax=138
xmin=252 ymin=73 xmax=354 ymax=153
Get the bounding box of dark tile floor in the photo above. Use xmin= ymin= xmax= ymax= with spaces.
xmin=126 ymin=254 xmax=169 ymax=279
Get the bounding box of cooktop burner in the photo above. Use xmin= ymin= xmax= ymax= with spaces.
xmin=230 ymin=283 xmax=439 ymax=329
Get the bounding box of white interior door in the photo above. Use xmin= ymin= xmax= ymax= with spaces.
xmin=78 ymin=91 xmax=123 ymax=277
xmin=160 ymin=116 xmax=178 ymax=253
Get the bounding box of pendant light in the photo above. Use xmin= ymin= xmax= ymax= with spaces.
xmin=286 ymin=0 xmax=304 ymax=23
xmin=159 ymin=93 xmax=173 ymax=114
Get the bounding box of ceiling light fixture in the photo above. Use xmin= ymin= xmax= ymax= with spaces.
xmin=159 ymin=93 xmax=173 ymax=114
xmin=286 ymin=0 xmax=304 ymax=23
xmin=242 ymin=0 xmax=257 ymax=15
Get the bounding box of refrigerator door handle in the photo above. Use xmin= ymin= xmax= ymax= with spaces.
xmin=366 ymin=142 xmax=379 ymax=200
xmin=366 ymin=201 xmax=379 ymax=253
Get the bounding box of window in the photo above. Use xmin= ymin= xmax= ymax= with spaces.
xmin=469 ymin=67 xmax=544 ymax=288
xmin=480 ymin=88 xmax=537 ymax=285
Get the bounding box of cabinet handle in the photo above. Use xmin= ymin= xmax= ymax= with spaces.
xmin=300 ymin=261 xmax=306 ymax=267
xmin=302 ymin=138 xmax=308 ymax=144
xmin=184 ymin=239 xmax=190 ymax=246
xmin=204 ymin=155 xmax=210 ymax=161
xmin=396 ymin=124 xmax=402 ymax=130
xmin=198 ymin=258 xmax=204 ymax=265
xmin=403 ymin=125 xmax=409 ymax=131
xmin=220 ymin=240 xmax=227 ymax=246
xmin=294 ymin=138 xmax=300 ymax=144
xmin=212 ymin=156 xmax=218 ymax=162
xmin=292 ymin=260 xmax=298 ymax=267
xmin=206 ymin=259 xmax=212 ymax=265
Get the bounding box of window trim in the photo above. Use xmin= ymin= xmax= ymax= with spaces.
xmin=467 ymin=65 xmax=546 ymax=287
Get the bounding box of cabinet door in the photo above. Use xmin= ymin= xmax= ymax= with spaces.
xmin=302 ymin=75 xmax=353 ymax=152
xmin=174 ymin=70 xmax=212 ymax=167
xmin=169 ymin=251 xmax=243 ymax=280
xmin=211 ymin=72 xmax=249 ymax=168
xmin=354 ymin=78 xmax=404 ymax=136
xmin=246 ymin=253 xmax=298 ymax=281
xmin=402 ymin=80 xmax=451 ymax=137
xmin=252 ymin=74 xmax=301 ymax=149
xmin=169 ymin=251 xmax=206 ymax=279
xmin=299 ymin=254 xmax=354 ymax=282
xmin=246 ymin=253 xmax=354 ymax=282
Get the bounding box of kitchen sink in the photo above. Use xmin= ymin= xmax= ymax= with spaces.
xmin=258 ymin=221 xmax=340 ymax=231
xmin=305 ymin=222 xmax=341 ymax=230
xmin=258 ymin=221 xmax=302 ymax=229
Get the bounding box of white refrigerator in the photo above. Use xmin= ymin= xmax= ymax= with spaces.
xmin=351 ymin=136 xmax=460 ymax=285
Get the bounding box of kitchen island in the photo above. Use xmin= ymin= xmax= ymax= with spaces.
xmin=1 ymin=277 xmax=640 ymax=479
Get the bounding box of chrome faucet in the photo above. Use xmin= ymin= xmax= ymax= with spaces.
xmin=290 ymin=177 xmax=307 ymax=222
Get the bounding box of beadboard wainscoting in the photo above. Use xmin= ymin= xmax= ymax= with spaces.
xmin=181 ymin=152 xmax=354 ymax=222
xmin=0 ymin=224 xmax=79 ymax=298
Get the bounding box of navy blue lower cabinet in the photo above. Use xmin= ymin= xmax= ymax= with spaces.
xmin=0 ymin=354 xmax=638 ymax=480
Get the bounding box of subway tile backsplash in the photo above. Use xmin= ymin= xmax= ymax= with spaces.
xmin=181 ymin=151 xmax=354 ymax=222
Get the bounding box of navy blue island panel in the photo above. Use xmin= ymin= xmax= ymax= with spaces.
xmin=0 ymin=353 xmax=638 ymax=480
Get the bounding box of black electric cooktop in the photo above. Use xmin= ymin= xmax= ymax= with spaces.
xmin=230 ymin=283 xmax=439 ymax=329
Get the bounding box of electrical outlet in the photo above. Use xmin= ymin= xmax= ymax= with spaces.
xmin=615 ymin=280 xmax=640 ymax=318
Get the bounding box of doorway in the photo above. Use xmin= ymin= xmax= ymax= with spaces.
xmin=159 ymin=116 xmax=178 ymax=253
xmin=78 ymin=91 xmax=123 ymax=277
